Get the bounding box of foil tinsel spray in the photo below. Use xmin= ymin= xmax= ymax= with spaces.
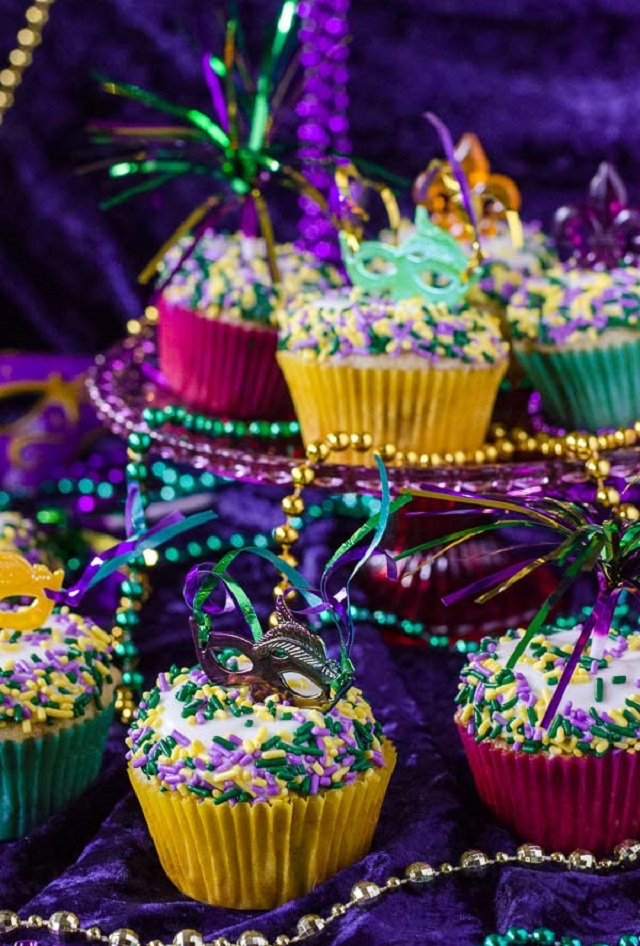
xmin=297 ymin=0 xmax=351 ymax=263
xmin=397 ymin=485 xmax=640 ymax=730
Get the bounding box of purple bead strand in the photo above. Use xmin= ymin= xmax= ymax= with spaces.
xmin=297 ymin=0 xmax=351 ymax=263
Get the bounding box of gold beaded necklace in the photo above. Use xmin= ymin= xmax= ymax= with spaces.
xmin=0 ymin=0 xmax=56 ymax=126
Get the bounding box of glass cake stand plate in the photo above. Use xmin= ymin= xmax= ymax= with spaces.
xmin=87 ymin=329 xmax=640 ymax=496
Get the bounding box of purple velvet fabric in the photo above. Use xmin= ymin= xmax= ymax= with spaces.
xmin=3 ymin=0 xmax=640 ymax=350
xmin=0 ymin=495 xmax=638 ymax=946
xmin=4 ymin=1 xmax=640 ymax=938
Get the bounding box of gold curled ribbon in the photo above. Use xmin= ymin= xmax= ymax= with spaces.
xmin=138 ymin=195 xmax=222 ymax=285
xmin=334 ymin=162 xmax=402 ymax=250
xmin=139 ymin=168 xmax=329 ymax=288
xmin=413 ymin=132 xmax=523 ymax=248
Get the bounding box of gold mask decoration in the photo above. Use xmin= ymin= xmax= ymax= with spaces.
xmin=0 ymin=552 xmax=64 ymax=632
xmin=413 ymin=132 xmax=523 ymax=247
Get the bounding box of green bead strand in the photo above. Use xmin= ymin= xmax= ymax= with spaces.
xmin=140 ymin=404 xmax=300 ymax=441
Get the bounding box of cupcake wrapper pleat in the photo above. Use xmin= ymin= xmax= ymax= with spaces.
xmin=158 ymin=300 xmax=294 ymax=420
xmin=460 ymin=724 xmax=640 ymax=854
xmin=277 ymin=353 xmax=506 ymax=465
xmin=0 ymin=706 xmax=114 ymax=840
xmin=129 ymin=741 xmax=396 ymax=909
xmin=515 ymin=338 xmax=640 ymax=431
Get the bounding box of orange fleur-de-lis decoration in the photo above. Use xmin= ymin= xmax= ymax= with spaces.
xmin=0 ymin=552 xmax=64 ymax=633
xmin=413 ymin=132 xmax=523 ymax=246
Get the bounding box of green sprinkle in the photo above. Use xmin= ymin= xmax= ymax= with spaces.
xmin=575 ymin=740 xmax=593 ymax=752
xmin=595 ymin=677 xmax=604 ymax=703
xmin=612 ymin=675 xmax=627 ymax=684
xmin=548 ymin=716 xmax=562 ymax=740
xmin=255 ymin=757 xmax=289 ymax=769
xmin=146 ymin=690 xmax=160 ymax=709
xmin=298 ymin=744 xmax=324 ymax=757
xmin=212 ymin=735 xmax=236 ymax=751
xmin=187 ymin=785 xmax=211 ymax=797
xmin=262 ymin=735 xmax=282 ymax=751
xmin=213 ymin=788 xmax=242 ymax=805
xmin=181 ymin=701 xmax=201 ymax=718
xmin=244 ymin=719 xmax=254 ymax=728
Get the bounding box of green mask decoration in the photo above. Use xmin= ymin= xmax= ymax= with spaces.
xmin=339 ymin=206 xmax=478 ymax=307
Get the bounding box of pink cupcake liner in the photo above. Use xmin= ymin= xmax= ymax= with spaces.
xmin=459 ymin=723 xmax=640 ymax=854
xmin=157 ymin=300 xmax=294 ymax=420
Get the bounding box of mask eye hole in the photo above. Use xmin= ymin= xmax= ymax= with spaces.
xmin=212 ymin=647 xmax=254 ymax=674
xmin=0 ymin=393 xmax=42 ymax=426
xmin=280 ymin=672 xmax=323 ymax=699
xmin=360 ymin=254 xmax=397 ymax=277
xmin=416 ymin=270 xmax=456 ymax=290
xmin=0 ymin=595 xmax=39 ymax=611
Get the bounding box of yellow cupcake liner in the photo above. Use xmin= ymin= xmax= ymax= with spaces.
xmin=277 ymin=352 xmax=506 ymax=464
xmin=129 ymin=741 xmax=396 ymax=909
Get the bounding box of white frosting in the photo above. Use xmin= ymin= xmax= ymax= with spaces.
xmin=482 ymin=232 xmax=542 ymax=269
xmin=156 ymin=686 xmax=309 ymax=744
xmin=496 ymin=629 xmax=640 ymax=713
xmin=0 ymin=613 xmax=75 ymax=668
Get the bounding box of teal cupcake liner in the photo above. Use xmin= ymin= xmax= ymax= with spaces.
xmin=515 ymin=337 xmax=640 ymax=431
xmin=0 ymin=704 xmax=114 ymax=840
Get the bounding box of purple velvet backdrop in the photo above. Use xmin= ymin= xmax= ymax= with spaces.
xmin=2 ymin=0 xmax=640 ymax=351
xmin=3 ymin=2 xmax=640 ymax=942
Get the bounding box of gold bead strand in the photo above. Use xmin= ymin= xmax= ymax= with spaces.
xmin=0 ymin=839 xmax=638 ymax=945
xmin=271 ymin=432 xmax=370 ymax=618
xmin=0 ymin=0 xmax=57 ymax=126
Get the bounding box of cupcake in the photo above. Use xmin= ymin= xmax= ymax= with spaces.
xmin=128 ymin=668 xmax=394 ymax=908
xmin=128 ymin=525 xmax=397 ymax=910
xmin=470 ymin=223 xmax=555 ymax=311
xmin=0 ymin=553 xmax=117 ymax=838
xmin=456 ymin=622 xmax=640 ymax=854
xmin=277 ymin=288 xmax=508 ymax=464
xmin=156 ymin=232 xmax=343 ymax=420
xmin=507 ymin=265 xmax=640 ymax=430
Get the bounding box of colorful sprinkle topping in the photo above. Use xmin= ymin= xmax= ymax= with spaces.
xmin=126 ymin=666 xmax=387 ymax=803
xmin=278 ymin=288 xmax=508 ymax=365
xmin=473 ymin=223 xmax=556 ymax=306
xmin=0 ymin=610 xmax=114 ymax=733
xmin=456 ymin=625 xmax=640 ymax=758
xmin=159 ymin=232 xmax=343 ymax=327
xmin=507 ymin=264 xmax=640 ymax=346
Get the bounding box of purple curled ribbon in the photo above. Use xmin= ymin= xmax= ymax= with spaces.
xmin=47 ymin=483 xmax=217 ymax=607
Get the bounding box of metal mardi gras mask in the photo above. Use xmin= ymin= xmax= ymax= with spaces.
xmin=0 ymin=552 xmax=64 ymax=632
xmin=413 ymin=131 xmax=522 ymax=245
xmin=339 ymin=205 xmax=478 ymax=307
xmin=191 ymin=593 xmax=354 ymax=709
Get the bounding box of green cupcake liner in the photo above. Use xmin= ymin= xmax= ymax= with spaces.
xmin=515 ymin=337 xmax=640 ymax=431
xmin=0 ymin=704 xmax=114 ymax=840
